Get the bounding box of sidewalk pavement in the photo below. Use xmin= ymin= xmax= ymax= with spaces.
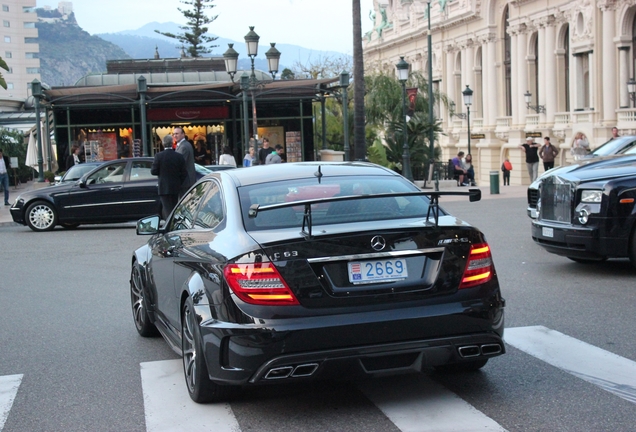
xmin=0 ymin=179 xmax=43 ymax=227
xmin=0 ymin=180 xmax=528 ymax=227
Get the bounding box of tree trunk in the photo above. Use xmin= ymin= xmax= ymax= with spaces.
xmin=352 ymin=0 xmax=366 ymax=160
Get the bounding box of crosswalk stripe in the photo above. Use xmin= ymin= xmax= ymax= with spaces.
xmin=0 ymin=374 xmax=23 ymax=431
xmin=140 ymin=360 xmax=240 ymax=432
xmin=505 ymin=325 xmax=636 ymax=404
xmin=359 ymin=374 xmax=507 ymax=432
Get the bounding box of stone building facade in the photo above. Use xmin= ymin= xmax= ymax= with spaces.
xmin=363 ymin=0 xmax=636 ymax=185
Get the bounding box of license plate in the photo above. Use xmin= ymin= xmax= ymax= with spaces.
xmin=348 ymin=258 xmax=408 ymax=284
xmin=542 ymin=227 xmax=554 ymax=238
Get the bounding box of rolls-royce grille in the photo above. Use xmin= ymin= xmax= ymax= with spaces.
xmin=539 ymin=183 xmax=572 ymax=223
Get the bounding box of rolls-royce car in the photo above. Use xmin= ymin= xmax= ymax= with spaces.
xmin=527 ymin=139 xmax=636 ymax=218
xmin=10 ymin=158 xmax=212 ymax=232
xmin=530 ymin=155 xmax=636 ymax=266
xmin=130 ymin=162 xmax=506 ymax=403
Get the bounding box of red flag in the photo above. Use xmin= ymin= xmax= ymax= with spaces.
xmin=406 ymin=88 xmax=418 ymax=116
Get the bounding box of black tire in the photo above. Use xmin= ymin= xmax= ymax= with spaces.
xmin=566 ymin=256 xmax=607 ymax=264
xmin=182 ymin=297 xmax=235 ymax=403
xmin=434 ymin=359 xmax=488 ymax=373
xmin=60 ymin=222 xmax=80 ymax=229
xmin=130 ymin=263 xmax=158 ymax=337
xmin=25 ymin=200 xmax=57 ymax=232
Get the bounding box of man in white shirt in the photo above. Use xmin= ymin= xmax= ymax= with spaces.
xmin=0 ymin=148 xmax=12 ymax=205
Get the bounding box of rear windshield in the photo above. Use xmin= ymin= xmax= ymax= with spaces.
xmin=238 ymin=176 xmax=432 ymax=231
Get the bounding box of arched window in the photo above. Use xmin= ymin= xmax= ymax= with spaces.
xmin=503 ymin=6 xmax=512 ymax=116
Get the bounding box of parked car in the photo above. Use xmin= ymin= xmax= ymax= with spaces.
xmin=527 ymin=141 xmax=636 ymax=218
xmin=10 ymin=158 xmax=213 ymax=232
xmin=529 ymin=154 xmax=636 ymax=267
xmin=130 ymin=162 xmax=506 ymax=403
xmin=204 ymin=164 xmax=236 ymax=172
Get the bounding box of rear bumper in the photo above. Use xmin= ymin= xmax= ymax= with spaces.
xmin=199 ymin=293 xmax=505 ymax=386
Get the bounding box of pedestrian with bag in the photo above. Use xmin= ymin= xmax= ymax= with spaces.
xmin=501 ymin=158 xmax=512 ymax=186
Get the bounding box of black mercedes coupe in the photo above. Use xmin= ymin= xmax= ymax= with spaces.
xmin=130 ymin=162 xmax=506 ymax=403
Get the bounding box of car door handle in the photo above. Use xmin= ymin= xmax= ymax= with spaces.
xmin=110 ymin=186 xmax=123 ymax=191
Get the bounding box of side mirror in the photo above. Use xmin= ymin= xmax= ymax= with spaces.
xmin=79 ymin=179 xmax=87 ymax=188
xmin=136 ymin=215 xmax=161 ymax=235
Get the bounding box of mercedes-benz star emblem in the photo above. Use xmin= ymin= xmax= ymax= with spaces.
xmin=370 ymin=235 xmax=386 ymax=251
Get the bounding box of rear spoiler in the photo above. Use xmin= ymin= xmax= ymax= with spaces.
xmin=249 ymin=189 xmax=481 ymax=240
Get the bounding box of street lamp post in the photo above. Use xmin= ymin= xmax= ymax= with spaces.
xmin=462 ymin=85 xmax=473 ymax=156
xmin=340 ymin=71 xmax=350 ymax=161
xmin=396 ymin=57 xmax=413 ymax=181
xmin=524 ymin=90 xmax=546 ymax=113
xmin=426 ymin=0 xmax=435 ymax=184
xmin=223 ymin=27 xmax=281 ymax=165
xmin=137 ymin=76 xmax=149 ymax=156
xmin=31 ymin=79 xmax=44 ymax=182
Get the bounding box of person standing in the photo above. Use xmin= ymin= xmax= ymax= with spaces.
xmin=258 ymin=137 xmax=271 ymax=165
xmin=173 ymin=126 xmax=196 ymax=197
xmin=218 ymin=146 xmax=237 ymax=166
xmin=518 ymin=138 xmax=540 ymax=182
xmin=151 ymin=135 xmax=187 ymax=219
xmin=539 ymin=136 xmax=559 ymax=171
xmin=461 ymin=153 xmax=476 ymax=186
xmin=65 ymin=145 xmax=81 ymax=170
xmin=501 ymin=158 xmax=512 ymax=186
xmin=265 ymin=145 xmax=284 ymax=164
xmin=571 ymin=132 xmax=590 ymax=160
xmin=610 ymin=127 xmax=620 ymax=140
xmin=0 ymin=148 xmax=11 ymax=205
xmin=243 ymin=147 xmax=255 ymax=167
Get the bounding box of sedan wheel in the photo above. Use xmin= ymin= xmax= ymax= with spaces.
xmin=182 ymin=297 xmax=235 ymax=403
xmin=26 ymin=200 xmax=57 ymax=232
xmin=130 ymin=263 xmax=158 ymax=337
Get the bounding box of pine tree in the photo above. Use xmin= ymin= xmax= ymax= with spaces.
xmin=155 ymin=0 xmax=218 ymax=57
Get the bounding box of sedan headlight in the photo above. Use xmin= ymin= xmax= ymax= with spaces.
xmin=581 ymin=190 xmax=602 ymax=203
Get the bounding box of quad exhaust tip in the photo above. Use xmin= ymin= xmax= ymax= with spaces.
xmin=264 ymin=363 xmax=319 ymax=380
xmin=458 ymin=344 xmax=503 ymax=358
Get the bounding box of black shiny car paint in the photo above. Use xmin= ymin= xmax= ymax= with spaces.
xmin=530 ymin=156 xmax=636 ymax=265
xmin=131 ymin=163 xmax=505 ymax=399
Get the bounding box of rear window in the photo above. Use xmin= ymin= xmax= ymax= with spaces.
xmin=238 ymin=176 xmax=431 ymax=231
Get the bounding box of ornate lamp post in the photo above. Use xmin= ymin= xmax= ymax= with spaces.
xmin=396 ymin=57 xmax=413 ymax=181
xmin=340 ymin=71 xmax=350 ymax=161
xmin=462 ymin=85 xmax=473 ymax=156
xmin=426 ymin=0 xmax=435 ymax=183
xmin=223 ymin=27 xmax=281 ymax=164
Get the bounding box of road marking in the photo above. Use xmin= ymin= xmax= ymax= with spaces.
xmin=505 ymin=326 xmax=636 ymax=404
xmin=0 ymin=374 xmax=23 ymax=431
xmin=140 ymin=360 xmax=240 ymax=432
xmin=359 ymin=374 xmax=507 ymax=432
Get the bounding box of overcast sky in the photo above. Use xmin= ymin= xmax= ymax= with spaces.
xmin=36 ymin=0 xmax=376 ymax=54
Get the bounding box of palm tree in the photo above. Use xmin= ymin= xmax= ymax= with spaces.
xmin=352 ymin=0 xmax=366 ymax=160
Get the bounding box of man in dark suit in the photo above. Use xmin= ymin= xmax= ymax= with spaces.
xmin=173 ymin=126 xmax=196 ymax=197
xmin=151 ymin=135 xmax=187 ymax=219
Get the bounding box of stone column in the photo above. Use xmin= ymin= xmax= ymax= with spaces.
xmin=508 ymin=27 xmax=520 ymax=126
xmin=537 ymin=19 xmax=547 ymax=122
xmin=544 ymin=18 xmax=557 ymax=125
xmin=619 ymin=47 xmax=630 ymax=108
xmin=486 ymin=36 xmax=498 ymax=127
xmin=445 ymin=45 xmax=456 ymax=128
xmin=600 ymin=1 xmax=618 ymax=122
xmin=516 ymin=27 xmax=528 ymax=127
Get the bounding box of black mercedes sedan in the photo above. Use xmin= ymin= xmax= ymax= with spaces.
xmin=10 ymin=159 xmax=212 ymax=232
xmin=130 ymin=162 xmax=506 ymax=403
xmin=530 ymin=155 xmax=636 ymax=266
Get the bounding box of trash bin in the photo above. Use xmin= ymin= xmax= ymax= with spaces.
xmin=489 ymin=170 xmax=500 ymax=195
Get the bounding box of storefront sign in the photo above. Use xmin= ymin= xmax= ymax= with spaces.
xmin=525 ymin=132 xmax=542 ymax=138
xmin=147 ymin=106 xmax=229 ymax=122
xmin=470 ymin=133 xmax=486 ymax=139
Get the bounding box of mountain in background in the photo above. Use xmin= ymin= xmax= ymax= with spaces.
xmin=36 ymin=10 xmax=130 ymax=87
xmin=35 ymin=12 xmax=350 ymax=88
xmin=98 ymin=22 xmax=349 ymax=72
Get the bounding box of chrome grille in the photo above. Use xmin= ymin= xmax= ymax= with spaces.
xmin=539 ymin=182 xmax=572 ymax=223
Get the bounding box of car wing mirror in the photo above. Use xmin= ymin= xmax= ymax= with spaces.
xmin=79 ymin=179 xmax=87 ymax=188
xmin=136 ymin=215 xmax=161 ymax=235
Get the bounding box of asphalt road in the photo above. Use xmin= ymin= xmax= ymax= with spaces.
xmin=1 ymin=195 xmax=635 ymax=432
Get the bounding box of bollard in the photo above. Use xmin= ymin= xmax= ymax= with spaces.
xmin=489 ymin=170 xmax=500 ymax=195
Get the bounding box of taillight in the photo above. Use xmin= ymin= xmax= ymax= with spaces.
xmin=223 ymin=263 xmax=299 ymax=306
xmin=459 ymin=243 xmax=493 ymax=289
